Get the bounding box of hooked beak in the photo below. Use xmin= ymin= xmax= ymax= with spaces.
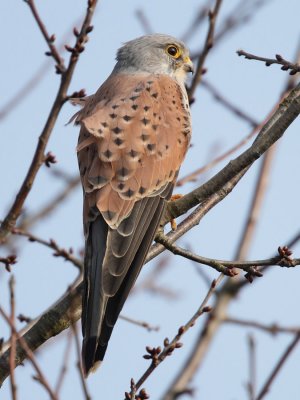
xmin=183 ymin=56 xmax=194 ymax=74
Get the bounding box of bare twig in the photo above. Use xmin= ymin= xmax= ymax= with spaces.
xmin=21 ymin=176 xmax=81 ymax=229
xmin=235 ymin=145 xmax=277 ymax=260
xmin=127 ymin=275 xmax=223 ymax=396
xmin=237 ymin=50 xmax=300 ymax=75
xmin=70 ymin=321 xmax=91 ymax=400
xmin=0 ymin=19 xmax=80 ymax=121
xmin=155 ymin=235 xmax=299 ymax=279
xmin=135 ymin=9 xmax=153 ymax=34
xmin=24 ymin=0 xmax=65 ymax=71
xmin=176 ymin=124 xmax=259 ymax=187
xmin=202 ymin=80 xmax=259 ymax=127
xmin=181 ymin=0 xmax=213 ymax=42
xmin=256 ymin=333 xmax=300 ymax=400
xmin=0 ymin=306 xmax=58 ymax=400
xmin=247 ymin=334 xmax=256 ymax=400
xmin=54 ymin=330 xmax=73 ymax=396
xmin=120 ymin=315 xmax=159 ymax=332
xmin=9 ymin=276 xmax=17 ymax=400
xmin=214 ymin=0 xmax=270 ymax=44
xmin=12 ymin=228 xmax=83 ymax=270
xmin=225 ymin=317 xmax=300 ymax=336
xmin=188 ymin=0 xmax=224 ymax=100
xmin=0 ymin=0 xmax=98 ymax=242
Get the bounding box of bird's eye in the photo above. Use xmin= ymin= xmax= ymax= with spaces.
xmin=166 ymin=45 xmax=181 ymax=59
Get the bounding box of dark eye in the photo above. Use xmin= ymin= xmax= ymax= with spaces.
xmin=166 ymin=45 xmax=180 ymax=58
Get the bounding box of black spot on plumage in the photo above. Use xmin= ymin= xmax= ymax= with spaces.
xmin=176 ymin=117 xmax=181 ymax=122
xmin=144 ymin=106 xmax=150 ymax=111
xmin=147 ymin=143 xmax=156 ymax=152
xmin=124 ymin=188 xmax=135 ymax=198
xmin=109 ymin=113 xmax=117 ymax=119
xmin=130 ymin=95 xmax=139 ymax=101
xmin=151 ymin=92 xmax=158 ymax=99
xmin=132 ymin=104 xmax=138 ymax=110
xmin=139 ymin=186 xmax=146 ymax=195
xmin=146 ymin=87 xmax=151 ymax=92
xmin=89 ymin=175 xmax=108 ymax=185
xmin=101 ymin=122 xmax=108 ymax=127
xmin=114 ymin=138 xmax=124 ymax=146
xmin=112 ymin=104 xmax=119 ymax=109
xmin=178 ymin=138 xmax=182 ymax=144
xmin=103 ymin=149 xmax=113 ymax=159
xmin=117 ymin=167 xmax=130 ymax=178
xmin=172 ymin=100 xmax=176 ymax=105
xmin=135 ymin=86 xmax=143 ymax=92
xmin=98 ymin=128 xmax=103 ymax=134
xmin=153 ymin=112 xmax=157 ymax=117
xmin=158 ymin=151 xmax=163 ymax=157
xmin=141 ymin=117 xmax=150 ymax=126
xmin=147 ymin=80 xmax=154 ymax=85
xmin=169 ymin=170 xmax=174 ymax=178
xmin=128 ymin=149 xmax=139 ymax=158
xmin=118 ymin=183 xmax=125 ymax=190
xmin=123 ymin=115 xmax=132 ymax=122
xmin=165 ymin=144 xmax=169 ymax=150
xmin=112 ymin=126 xmax=123 ymax=134
xmin=102 ymin=210 xmax=116 ymax=221
xmin=156 ymin=179 xmax=161 ymax=186
xmin=141 ymin=133 xmax=150 ymax=142
xmin=152 ymin=124 xmax=158 ymax=131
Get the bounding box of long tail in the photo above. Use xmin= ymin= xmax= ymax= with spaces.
xmin=82 ymin=190 xmax=171 ymax=376
xmin=82 ymin=215 xmax=108 ymax=375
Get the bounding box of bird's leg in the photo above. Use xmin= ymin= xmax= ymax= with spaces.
xmin=169 ymin=194 xmax=183 ymax=230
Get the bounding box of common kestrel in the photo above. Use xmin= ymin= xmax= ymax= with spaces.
xmin=73 ymin=34 xmax=193 ymax=376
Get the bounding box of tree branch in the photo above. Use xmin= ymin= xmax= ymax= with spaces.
xmin=0 ymin=0 xmax=98 ymax=242
xmin=163 ymin=81 xmax=300 ymax=225
xmin=237 ymin=50 xmax=300 ymax=75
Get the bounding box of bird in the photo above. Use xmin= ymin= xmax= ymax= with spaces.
xmin=72 ymin=33 xmax=193 ymax=376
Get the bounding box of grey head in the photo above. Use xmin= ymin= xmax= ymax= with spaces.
xmin=113 ymin=34 xmax=193 ymax=84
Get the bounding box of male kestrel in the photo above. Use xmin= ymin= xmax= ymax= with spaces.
xmin=73 ymin=34 xmax=193 ymax=376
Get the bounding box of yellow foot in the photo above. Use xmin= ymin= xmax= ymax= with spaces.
xmin=169 ymin=194 xmax=183 ymax=231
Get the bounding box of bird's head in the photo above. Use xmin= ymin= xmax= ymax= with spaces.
xmin=114 ymin=33 xmax=193 ymax=85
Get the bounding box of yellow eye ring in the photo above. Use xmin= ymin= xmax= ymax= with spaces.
xmin=166 ymin=44 xmax=181 ymax=59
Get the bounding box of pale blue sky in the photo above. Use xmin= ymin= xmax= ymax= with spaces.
xmin=1 ymin=1 xmax=300 ymax=399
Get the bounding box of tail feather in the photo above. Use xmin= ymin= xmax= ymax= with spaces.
xmin=82 ymin=215 xmax=108 ymax=376
xmin=81 ymin=183 xmax=173 ymax=376
xmin=94 ymin=197 xmax=166 ymax=362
